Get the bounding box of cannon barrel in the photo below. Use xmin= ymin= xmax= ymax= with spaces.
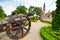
xmin=0 ymin=14 xmax=39 ymax=39
xmin=0 ymin=14 xmax=37 ymax=33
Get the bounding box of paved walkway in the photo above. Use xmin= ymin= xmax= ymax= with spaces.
xmin=0 ymin=20 xmax=48 ymax=40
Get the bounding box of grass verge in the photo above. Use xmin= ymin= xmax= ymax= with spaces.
xmin=40 ymin=20 xmax=51 ymax=24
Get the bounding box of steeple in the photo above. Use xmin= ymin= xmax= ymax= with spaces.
xmin=43 ymin=2 xmax=45 ymax=14
xmin=43 ymin=2 xmax=45 ymax=11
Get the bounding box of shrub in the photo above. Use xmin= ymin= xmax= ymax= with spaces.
xmin=40 ymin=26 xmax=58 ymax=40
xmin=52 ymin=0 xmax=60 ymax=30
xmin=24 ymin=20 xmax=29 ymax=26
xmin=31 ymin=17 xmax=38 ymax=22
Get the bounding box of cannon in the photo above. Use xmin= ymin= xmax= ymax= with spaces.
xmin=0 ymin=14 xmax=31 ymax=39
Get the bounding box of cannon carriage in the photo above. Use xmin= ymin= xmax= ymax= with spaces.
xmin=0 ymin=14 xmax=31 ymax=39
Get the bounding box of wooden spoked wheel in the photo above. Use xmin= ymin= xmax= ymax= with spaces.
xmin=6 ymin=15 xmax=31 ymax=39
xmin=6 ymin=23 xmax=23 ymax=39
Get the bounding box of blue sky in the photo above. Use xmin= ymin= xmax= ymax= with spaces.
xmin=0 ymin=0 xmax=56 ymax=15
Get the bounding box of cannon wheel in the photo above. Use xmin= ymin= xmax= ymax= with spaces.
xmin=6 ymin=15 xmax=31 ymax=39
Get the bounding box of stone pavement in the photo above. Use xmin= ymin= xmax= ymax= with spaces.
xmin=0 ymin=20 xmax=48 ymax=40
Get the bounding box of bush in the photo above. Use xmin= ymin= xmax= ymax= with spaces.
xmin=24 ymin=20 xmax=29 ymax=26
xmin=52 ymin=0 xmax=60 ymax=30
xmin=31 ymin=17 xmax=38 ymax=22
xmin=40 ymin=26 xmax=58 ymax=40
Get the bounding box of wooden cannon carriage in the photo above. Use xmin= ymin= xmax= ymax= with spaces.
xmin=0 ymin=14 xmax=32 ymax=39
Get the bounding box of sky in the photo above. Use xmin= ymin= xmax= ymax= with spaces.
xmin=0 ymin=0 xmax=56 ymax=15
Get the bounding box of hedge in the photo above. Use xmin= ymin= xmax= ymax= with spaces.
xmin=40 ymin=26 xmax=58 ymax=40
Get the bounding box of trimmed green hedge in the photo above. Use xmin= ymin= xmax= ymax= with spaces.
xmin=40 ymin=26 xmax=58 ymax=40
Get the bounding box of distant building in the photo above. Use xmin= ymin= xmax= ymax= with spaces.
xmin=45 ymin=10 xmax=52 ymax=18
xmin=41 ymin=2 xmax=52 ymax=21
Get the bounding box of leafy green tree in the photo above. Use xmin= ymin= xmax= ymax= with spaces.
xmin=28 ymin=6 xmax=34 ymax=13
xmin=16 ymin=6 xmax=27 ymax=14
xmin=51 ymin=10 xmax=56 ymax=17
xmin=27 ymin=13 xmax=34 ymax=16
xmin=52 ymin=0 xmax=60 ymax=30
xmin=0 ymin=6 xmax=7 ymax=18
xmin=11 ymin=10 xmax=17 ymax=15
xmin=27 ymin=6 xmax=34 ymax=16
xmin=3 ymin=13 xmax=7 ymax=17
xmin=11 ymin=6 xmax=27 ymax=15
xmin=33 ymin=7 xmax=43 ymax=16
xmin=28 ymin=6 xmax=42 ymax=16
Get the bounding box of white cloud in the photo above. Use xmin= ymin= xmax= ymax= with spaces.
xmin=0 ymin=1 xmax=17 ymax=15
xmin=24 ymin=0 xmax=56 ymax=13
xmin=0 ymin=0 xmax=56 ymax=15
xmin=24 ymin=0 xmax=44 ymax=8
xmin=45 ymin=0 xmax=56 ymax=13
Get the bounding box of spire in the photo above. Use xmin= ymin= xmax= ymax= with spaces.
xmin=43 ymin=2 xmax=45 ymax=11
xmin=43 ymin=2 xmax=45 ymax=14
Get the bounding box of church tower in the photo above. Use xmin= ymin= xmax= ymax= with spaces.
xmin=43 ymin=2 xmax=45 ymax=14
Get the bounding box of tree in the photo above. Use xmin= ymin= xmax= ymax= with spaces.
xmin=11 ymin=6 xmax=27 ymax=15
xmin=33 ymin=7 xmax=43 ymax=16
xmin=51 ymin=10 xmax=56 ymax=17
xmin=0 ymin=6 xmax=7 ymax=18
xmin=11 ymin=10 xmax=17 ymax=15
xmin=28 ymin=6 xmax=43 ymax=16
xmin=52 ymin=0 xmax=60 ymax=30
xmin=27 ymin=6 xmax=34 ymax=16
xmin=17 ymin=6 xmax=27 ymax=14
